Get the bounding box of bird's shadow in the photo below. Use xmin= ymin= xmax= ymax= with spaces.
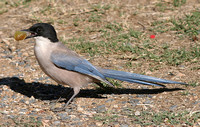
xmin=0 ymin=77 xmax=184 ymax=101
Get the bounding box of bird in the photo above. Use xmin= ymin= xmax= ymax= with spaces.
xmin=21 ymin=23 xmax=186 ymax=110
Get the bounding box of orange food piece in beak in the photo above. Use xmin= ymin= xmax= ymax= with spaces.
xmin=14 ymin=31 xmax=27 ymax=41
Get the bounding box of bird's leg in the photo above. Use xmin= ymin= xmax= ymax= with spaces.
xmin=64 ymin=87 xmax=80 ymax=106
xmin=51 ymin=87 xmax=80 ymax=112
xmin=51 ymin=96 xmax=62 ymax=103
xmin=50 ymin=88 xmax=73 ymax=111
xmin=50 ymin=87 xmax=72 ymax=104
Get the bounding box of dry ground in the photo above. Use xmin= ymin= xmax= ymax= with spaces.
xmin=0 ymin=0 xmax=200 ymax=126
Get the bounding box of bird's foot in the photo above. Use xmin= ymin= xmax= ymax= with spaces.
xmin=50 ymin=101 xmax=71 ymax=112
xmin=50 ymin=107 xmax=66 ymax=112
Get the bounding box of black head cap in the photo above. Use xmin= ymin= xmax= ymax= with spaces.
xmin=24 ymin=23 xmax=59 ymax=42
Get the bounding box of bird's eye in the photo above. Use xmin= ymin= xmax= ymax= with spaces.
xmin=36 ymin=27 xmax=42 ymax=33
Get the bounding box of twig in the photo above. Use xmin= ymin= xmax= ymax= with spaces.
xmin=70 ymin=9 xmax=96 ymax=15
xmin=137 ymin=21 xmax=146 ymax=31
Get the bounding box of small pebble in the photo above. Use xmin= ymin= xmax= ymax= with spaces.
xmin=11 ymin=95 xmax=17 ymax=99
xmin=170 ymin=105 xmax=177 ymax=111
xmin=71 ymin=122 xmax=83 ymax=126
xmin=105 ymin=98 xmax=114 ymax=103
xmin=19 ymin=99 xmax=25 ymax=103
xmin=10 ymin=46 xmax=16 ymax=52
xmin=3 ymin=55 xmax=13 ymax=59
xmin=2 ymin=50 xmax=10 ymax=54
xmin=135 ymin=111 xmax=140 ymax=116
xmin=121 ymin=124 xmax=129 ymax=127
xmin=2 ymin=86 xmax=8 ymax=91
xmin=29 ymin=98 xmax=36 ymax=104
xmin=24 ymin=64 xmax=30 ymax=68
xmin=92 ymin=102 xmax=96 ymax=105
xmin=34 ymin=108 xmax=41 ymax=112
xmin=8 ymin=115 xmax=15 ymax=119
xmin=129 ymin=99 xmax=140 ymax=107
xmin=1 ymin=110 xmax=9 ymax=114
xmin=38 ymin=77 xmax=45 ymax=81
xmin=136 ymin=94 xmax=146 ymax=98
xmin=22 ymin=52 xmax=29 ymax=57
xmin=37 ymin=117 xmax=43 ymax=121
xmin=2 ymin=95 xmax=9 ymax=101
xmin=45 ymin=116 xmax=53 ymax=120
xmin=144 ymin=99 xmax=153 ymax=104
xmin=17 ymin=52 xmax=22 ymax=57
xmin=17 ymin=61 xmax=25 ymax=66
xmin=96 ymin=122 xmax=103 ymax=126
xmin=0 ymin=103 xmax=7 ymax=108
xmin=19 ymin=109 xmax=28 ymax=114
xmin=194 ymin=101 xmax=200 ymax=104
xmin=53 ymin=121 xmax=61 ymax=125
xmin=147 ymin=95 xmax=153 ymax=98
xmin=57 ymin=113 xmax=71 ymax=120
xmin=95 ymin=105 xmax=106 ymax=113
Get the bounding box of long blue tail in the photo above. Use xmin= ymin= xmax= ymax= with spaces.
xmin=99 ymin=68 xmax=187 ymax=87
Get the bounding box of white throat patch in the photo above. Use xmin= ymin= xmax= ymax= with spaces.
xmin=35 ymin=36 xmax=52 ymax=45
xmin=34 ymin=36 xmax=53 ymax=52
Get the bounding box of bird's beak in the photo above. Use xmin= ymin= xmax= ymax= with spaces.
xmin=21 ymin=29 xmax=37 ymax=39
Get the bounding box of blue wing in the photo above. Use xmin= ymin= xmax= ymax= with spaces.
xmin=50 ymin=51 xmax=113 ymax=86
xmin=50 ymin=51 xmax=186 ymax=88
